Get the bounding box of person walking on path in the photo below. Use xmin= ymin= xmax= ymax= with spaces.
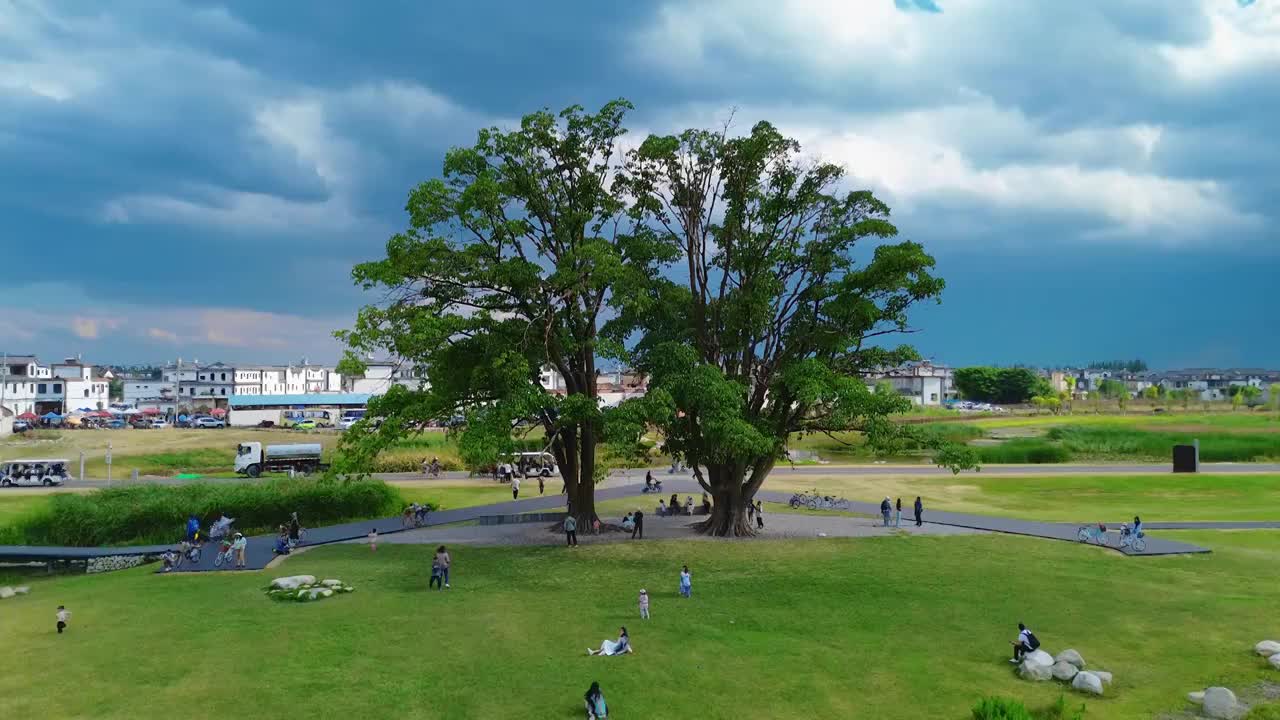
xmin=638 ymin=589 xmax=650 ymax=620
xmin=367 ymin=528 xmax=378 ymax=552
xmin=511 ymin=475 xmax=521 ymax=500
xmin=679 ymin=565 xmax=692 ymax=598
xmin=914 ymin=496 xmax=924 ymax=527
xmin=231 ymin=532 xmax=248 ymax=569
xmin=56 ymin=605 xmax=70 ymax=634
xmin=433 ymin=545 xmax=451 ymax=589
xmin=880 ymin=497 xmax=892 ymax=527
xmin=631 ymin=510 xmax=644 ymax=539
xmin=755 ymin=500 xmax=764 ymax=529
xmin=895 ymin=498 xmax=902 ymax=528
xmin=564 ymin=514 xmax=578 ymax=546
xmin=538 ymin=475 xmax=545 ymax=495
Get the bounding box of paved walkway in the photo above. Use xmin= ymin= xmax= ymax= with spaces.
xmin=11 ymin=475 xmax=1264 ymax=571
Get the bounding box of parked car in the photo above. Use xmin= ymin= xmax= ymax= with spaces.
xmin=106 ymin=419 xmax=129 ymax=429
xmin=293 ymin=419 xmax=318 ymax=431
xmin=149 ymin=419 xmax=170 ymax=429
xmin=191 ymin=417 xmax=225 ymax=429
xmin=12 ymin=420 xmax=32 ymax=433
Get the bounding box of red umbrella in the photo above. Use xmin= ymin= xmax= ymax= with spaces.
xmin=92 ymin=410 xmax=112 ymax=418
xmin=17 ymin=411 xmax=38 ymax=420
xmin=142 ymin=407 xmax=162 ymax=415
xmin=209 ymin=407 xmax=227 ymax=416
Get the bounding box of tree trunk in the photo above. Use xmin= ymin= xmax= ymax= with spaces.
xmin=695 ymin=462 xmax=761 ymax=537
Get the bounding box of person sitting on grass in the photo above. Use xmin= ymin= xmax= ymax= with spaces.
xmin=621 ymin=513 xmax=635 ymax=532
xmin=1009 ymin=623 xmax=1040 ymax=663
xmin=584 ymin=681 xmax=608 ymax=719
xmin=588 ymin=627 xmax=632 ymax=656
xmin=273 ymin=527 xmax=291 ymax=556
xmin=161 ymin=550 xmax=178 ymax=572
xmin=657 ymin=499 xmax=667 ymax=517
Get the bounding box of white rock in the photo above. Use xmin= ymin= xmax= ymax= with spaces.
xmin=1055 ymin=649 xmax=1086 ymax=669
xmin=271 ymin=575 xmax=317 ymax=590
xmin=14 ymin=586 xmax=29 ymax=595
xmin=1092 ymin=670 xmax=1113 ymax=686
xmin=0 ymin=587 xmax=14 ymax=599
xmin=320 ymin=588 xmax=334 ymax=598
xmin=1051 ymin=661 xmax=1080 ymax=681
xmin=320 ymin=579 xmax=343 ymax=588
xmin=1019 ymin=656 xmax=1054 ymax=681
xmin=1188 ymin=691 xmax=1205 ymax=705
xmin=1256 ymin=640 xmax=1280 ymax=657
xmin=1269 ymin=654 xmax=1280 ymax=670
xmin=1202 ymin=687 xmax=1243 ymax=719
xmin=1071 ymin=671 xmax=1104 ymax=696
xmin=1024 ymin=649 xmax=1054 ymax=668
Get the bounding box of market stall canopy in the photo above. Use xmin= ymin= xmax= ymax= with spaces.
xmin=209 ymin=407 xmax=227 ymax=416
xmin=41 ymin=412 xmax=62 ymax=420
xmin=17 ymin=412 xmax=38 ymax=420
xmin=141 ymin=407 xmax=162 ymax=415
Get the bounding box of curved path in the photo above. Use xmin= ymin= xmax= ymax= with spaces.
xmin=10 ymin=476 xmax=1273 ymax=571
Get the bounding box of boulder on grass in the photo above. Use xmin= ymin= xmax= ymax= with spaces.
xmin=1256 ymin=641 xmax=1280 ymax=657
xmin=321 ymin=579 xmax=343 ymax=588
xmin=1071 ymin=671 xmax=1103 ymax=696
xmin=270 ymin=575 xmax=317 ymax=591
xmin=1268 ymin=654 xmax=1280 ymax=670
xmin=1019 ymin=652 xmax=1054 ymax=681
xmin=1051 ymin=661 xmax=1080 ymax=681
xmin=14 ymin=586 xmax=29 ymax=595
xmin=1189 ymin=691 xmax=1205 ymax=705
xmin=1202 ymin=687 xmax=1243 ymax=720
xmin=0 ymin=587 xmax=14 ymax=599
xmin=1092 ymin=670 xmax=1113 ymax=686
xmin=1055 ymin=649 xmax=1086 ymax=669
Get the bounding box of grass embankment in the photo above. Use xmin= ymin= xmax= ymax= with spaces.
xmin=771 ymin=473 xmax=1280 ymax=523
xmin=975 ymin=424 xmax=1280 ymax=464
xmin=3 ymin=532 xmax=1279 ymax=719
xmin=0 ymin=428 xmax=464 ymax=478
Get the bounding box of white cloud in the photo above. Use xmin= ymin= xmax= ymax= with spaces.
xmin=1159 ymin=0 xmax=1280 ymax=82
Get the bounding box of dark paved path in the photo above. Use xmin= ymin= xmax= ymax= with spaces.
xmin=14 ymin=475 xmax=1270 ymax=571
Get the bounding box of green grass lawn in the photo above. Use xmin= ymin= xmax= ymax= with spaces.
xmin=3 ymin=532 xmax=1278 ymax=718
xmin=770 ymin=473 xmax=1280 ymax=523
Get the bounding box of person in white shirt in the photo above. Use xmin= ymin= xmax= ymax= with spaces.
xmin=231 ymin=532 xmax=248 ymax=569
xmin=511 ymin=475 xmax=521 ymax=500
xmin=1010 ymin=623 xmax=1038 ymax=663
xmin=56 ymin=605 xmax=71 ymax=634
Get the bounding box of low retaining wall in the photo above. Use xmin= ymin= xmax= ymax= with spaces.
xmin=479 ymin=512 xmax=568 ymax=526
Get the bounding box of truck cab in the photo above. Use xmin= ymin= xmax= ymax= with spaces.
xmin=234 ymin=442 xmax=263 ymax=475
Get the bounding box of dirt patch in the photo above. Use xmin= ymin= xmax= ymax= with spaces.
xmin=1143 ymin=424 xmax=1280 ymax=435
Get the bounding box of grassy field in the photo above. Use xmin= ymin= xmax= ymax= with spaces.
xmin=3 ymin=531 xmax=1279 ymax=718
xmin=769 ymin=473 xmax=1280 ymax=523
xmin=0 ymin=427 xmax=463 ymax=478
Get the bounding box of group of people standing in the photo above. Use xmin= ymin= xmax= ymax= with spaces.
xmin=879 ymin=496 xmax=925 ymax=528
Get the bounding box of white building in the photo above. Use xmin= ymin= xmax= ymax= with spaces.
xmin=123 ymin=379 xmax=175 ymax=407
xmin=344 ymin=358 xmax=421 ymax=394
xmin=1 ymin=355 xmax=110 ymax=414
xmin=865 ymin=361 xmax=951 ymax=406
xmin=0 ymin=355 xmax=49 ymax=416
xmin=51 ymin=358 xmax=111 ymax=411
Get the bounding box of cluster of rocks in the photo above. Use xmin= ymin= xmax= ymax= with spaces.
xmin=1017 ymin=648 xmax=1112 ymax=696
xmin=87 ymin=554 xmax=147 ymax=574
xmin=1187 ymin=687 xmax=1246 ymax=719
xmin=265 ymin=574 xmax=355 ymax=602
xmin=1257 ymin=640 xmax=1280 ymax=671
xmin=0 ymin=585 xmax=31 ymax=600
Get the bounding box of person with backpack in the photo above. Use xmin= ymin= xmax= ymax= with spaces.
xmin=564 ymin=513 xmax=578 ymax=546
xmin=1010 ymin=623 xmax=1040 ymax=662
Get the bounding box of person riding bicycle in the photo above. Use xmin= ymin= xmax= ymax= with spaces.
xmin=415 ymin=503 xmax=430 ymax=524
xmin=1121 ymin=516 xmax=1143 ymax=539
xmin=429 ymin=457 xmax=441 ymax=475
xmin=288 ymin=512 xmax=302 ymax=548
xmin=210 ymin=512 xmax=235 ymax=540
xmin=185 ymin=514 xmax=201 ymax=543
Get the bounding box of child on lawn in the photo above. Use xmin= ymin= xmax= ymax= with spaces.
xmin=368 ymin=528 xmax=378 ymax=552
xmin=56 ymin=605 xmax=71 ymax=634
xmin=639 ymin=589 xmax=650 ymax=619
xmin=679 ymin=565 xmax=692 ymax=598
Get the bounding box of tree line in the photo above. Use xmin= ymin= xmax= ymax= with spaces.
xmin=333 ymin=100 xmax=977 ymax=536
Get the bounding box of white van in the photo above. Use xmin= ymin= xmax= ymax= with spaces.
xmin=0 ymin=459 xmax=71 ymax=487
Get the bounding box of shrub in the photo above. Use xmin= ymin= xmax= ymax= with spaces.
xmin=978 ymin=439 xmax=1072 ymax=464
xmin=972 ymin=696 xmax=1033 ymax=720
xmin=9 ymin=479 xmax=402 ymax=546
xmin=1047 ymin=425 xmax=1280 ymax=462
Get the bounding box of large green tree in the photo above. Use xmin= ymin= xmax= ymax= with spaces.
xmin=336 ymin=100 xmax=638 ymax=525
xmin=605 ymin=121 xmax=977 ymax=536
xmin=954 ymin=367 xmax=1051 ymax=404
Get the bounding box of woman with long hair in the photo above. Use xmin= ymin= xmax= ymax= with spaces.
xmin=587 ymin=626 xmax=632 ymax=656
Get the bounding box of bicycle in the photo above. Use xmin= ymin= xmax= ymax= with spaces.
xmin=1076 ymin=523 xmax=1108 ymax=546
xmin=174 ymin=540 xmax=202 ymax=569
xmin=212 ymin=540 xmax=235 ymax=568
xmin=1117 ymin=526 xmax=1147 ymax=553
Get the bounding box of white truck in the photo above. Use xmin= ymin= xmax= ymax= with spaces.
xmin=234 ymin=442 xmax=325 ymax=477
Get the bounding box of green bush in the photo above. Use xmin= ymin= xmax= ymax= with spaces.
xmin=978 ymin=439 xmax=1072 ymax=464
xmin=972 ymin=696 xmax=1033 ymax=720
xmin=8 ymin=479 xmax=402 ymax=547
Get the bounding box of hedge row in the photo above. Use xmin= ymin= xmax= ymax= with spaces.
xmin=9 ymin=479 xmax=401 ymax=547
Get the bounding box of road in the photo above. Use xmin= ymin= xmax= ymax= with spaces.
xmin=35 ymin=461 xmax=1280 ymax=490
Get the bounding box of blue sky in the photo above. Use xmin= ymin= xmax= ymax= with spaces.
xmin=1 ymin=0 xmax=1277 ymax=368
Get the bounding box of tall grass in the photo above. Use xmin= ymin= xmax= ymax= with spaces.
xmin=1046 ymin=425 xmax=1280 ymax=462
xmin=977 ymin=439 xmax=1072 ymax=464
xmin=1 ymin=479 xmax=402 ymax=547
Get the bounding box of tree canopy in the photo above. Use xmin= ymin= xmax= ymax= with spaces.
xmin=604 ymin=120 xmax=977 ymax=535
xmin=953 ymin=367 xmax=1052 ymax=404
xmin=335 ymin=100 xmax=640 ymax=523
